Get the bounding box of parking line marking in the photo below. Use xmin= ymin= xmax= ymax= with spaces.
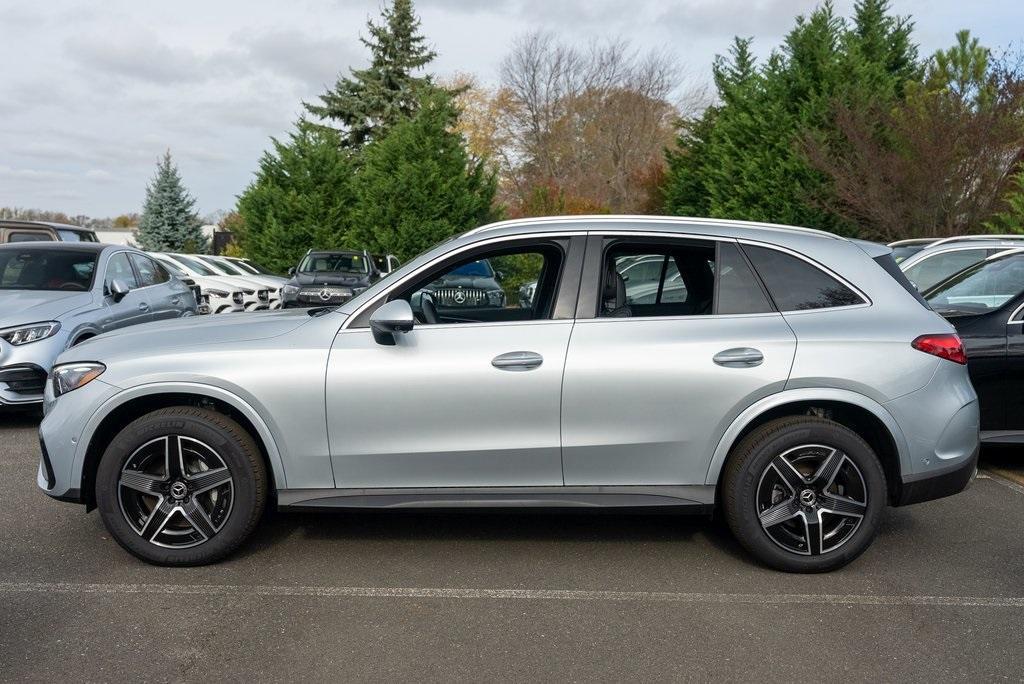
xmin=979 ymin=469 xmax=1024 ymax=496
xmin=2 ymin=582 xmax=1023 ymax=607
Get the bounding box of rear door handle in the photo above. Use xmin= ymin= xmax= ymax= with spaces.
xmin=492 ymin=351 xmax=544 ymax=371
xmin=713 ymin=347 xmax=763 ymax=367
xmin=138 ymin=303 xmax=150 ymax=311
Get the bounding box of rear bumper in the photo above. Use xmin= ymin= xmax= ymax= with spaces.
xmin=896 ymin=444 xmax=978 ymax=506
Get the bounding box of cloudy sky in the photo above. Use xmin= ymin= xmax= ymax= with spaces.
xmin=1 ymin=0 xmax=1021 ymax=218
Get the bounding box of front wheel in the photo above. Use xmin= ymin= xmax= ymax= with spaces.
xmin=721 ymin=416 xmax=887 ymax=573
xmin=95 ymin=406 xmax=267 ymax=566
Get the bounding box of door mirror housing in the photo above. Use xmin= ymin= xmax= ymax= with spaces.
xmin=109 ymin=279 xmax=130 ymax=302
xmin=287 ymin=266 xmax=296 ymax=276
xmin=369 ymin=299 xmax=415 ymax=345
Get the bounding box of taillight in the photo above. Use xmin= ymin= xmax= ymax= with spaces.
xmin=912 ymin=334 xmax=967 ymax=365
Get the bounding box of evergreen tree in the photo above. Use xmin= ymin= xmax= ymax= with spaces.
xmin=305 ymin=0 xmax=438 ymax=148
xmin=350 ymin=91 xmax=498 ymax=261
xmin=986 ymin=170 xmax=1024 ymax=234
xmin=661 ymin=0 xmax=920 ymax=234
xmin=236 ymin=122 xmax=357 ymax=272
xmin=135 ymin=151 xmax=207 ymax=252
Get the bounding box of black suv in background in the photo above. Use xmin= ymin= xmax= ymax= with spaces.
xmin=281 ymin=250 xmax=383 ymax=308
xmin=1 ymin=220 xmax=99 ymax=244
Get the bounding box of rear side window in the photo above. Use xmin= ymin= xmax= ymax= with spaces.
xmin=8 ymin=231 xmax=53 ymax=243
xmin=743 ymin=245 xmax=864 ymax=311
xmin=716 ymin=242 xmax=774 ymax=315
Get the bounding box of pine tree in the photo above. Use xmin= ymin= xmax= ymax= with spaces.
xmin=236 ymin=122 xmax=357 ymax=273
xmin=350 ymin=91 xmax=498 ymax=261
xmin=135 ymin=151 xmax=207 ymax=252
xmin=305 ymin=0 xmax=438 ymax=148
xmin=986 ymin=171 xmax=1024 ymax=234
xmin=661 ymin=0 xmax=921 ymax=234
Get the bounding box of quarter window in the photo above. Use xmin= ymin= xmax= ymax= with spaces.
xmin=742 ymin=245 xmax=864 ymax=311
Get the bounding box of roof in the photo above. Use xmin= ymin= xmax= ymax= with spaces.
xmin=0 ymin=219 xmax=94 ymax=232
xmin=462 ymin=215 xmax=846 ymax=242
xmin=0 ymin=241 xmax=121 ymax=253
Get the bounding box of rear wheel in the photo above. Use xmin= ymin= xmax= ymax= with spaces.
xmin=95 ymin=406 xmax=267 ymax=566
xmin=721 ymin=416 xmax=886 ymax=573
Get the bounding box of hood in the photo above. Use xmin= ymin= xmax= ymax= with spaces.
xmin=293 ymin=271 xmax=372 ymax=287
xmin=64 ymin=308 xmax=320 ymax=361
xmin=0 ymin=290 xmax=93 ymax=328
xmin=428 ymin=273 xmax=500 ymax=290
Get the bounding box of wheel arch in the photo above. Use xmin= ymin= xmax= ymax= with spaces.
xmin=706 ymin=389 xmax=908 ymax=505
xmin=76 ymin=383 xmax=287 ymax=510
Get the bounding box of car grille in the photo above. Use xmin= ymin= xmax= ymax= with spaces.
xmin=298 ymin=287 xmax=353 ymax=304
xmin=433 ymin=287 xmax=487 ymax=307
xmin=257 ymin=289 xmax=270 ymax=302
xmin=232 ymin=292 xmax=244 ymax=304
xmin=0 ymin=365 xmax=48 ymax=396
xmin=189 ymin=284 xmax=203 ymax=305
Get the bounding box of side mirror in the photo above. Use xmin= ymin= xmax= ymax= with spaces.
xmin=495 ymin=270 xmax=505 ymax=281
xmin=369 ymin=299 xmax=415 ymax=346
xmin=109 ymin=279 xmax=130 ymax=302
xmin=287 ymin=267 xmax=296 ymax=276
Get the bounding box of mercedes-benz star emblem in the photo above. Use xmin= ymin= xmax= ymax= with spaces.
xmin=319 ymin=289 xmax=333 ymax=302
xmin=453 ymin=290 xmax=466 ymax=304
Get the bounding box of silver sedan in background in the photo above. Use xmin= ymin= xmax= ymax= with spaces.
xmin=0 ymin=242 xmax=196 ymax=406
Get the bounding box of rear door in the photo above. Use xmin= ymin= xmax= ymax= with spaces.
xmin=560 ymin=234 xmax=797 ymax=485
xmin=101 ymin=251 xmax=154 ymax=331
xmin=130 ymin=252 xmax=191 ymax=319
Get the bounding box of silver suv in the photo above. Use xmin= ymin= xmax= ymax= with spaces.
xmin=1 ymin=243 xmax=196 ymax=406
xmin=37 ymin=217 xmax=979 ymax=572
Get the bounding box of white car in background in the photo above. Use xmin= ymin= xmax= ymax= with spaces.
xmin=159 ymin=254 xmax=271 ymax=311
xmin=194 ymin=255 xmax=284 ymax=309
xmin=152 ymin=255 xmax=245 ymax=314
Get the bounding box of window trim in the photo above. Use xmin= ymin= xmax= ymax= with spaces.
xmin=737 ymin=239 xmax=871 ymax=314
xmin=343 ymin=232 xmax=587 ymax=330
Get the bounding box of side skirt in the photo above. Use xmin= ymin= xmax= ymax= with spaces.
xmin=981 ymin=430 xmax=1024 ymax=445
xmin=277 ymin=485 xmax=716 ymax=513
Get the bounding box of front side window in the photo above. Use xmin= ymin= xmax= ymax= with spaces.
xmin=0 ymin=249 xmax=96 ymax=290
xmin=925 ymin=253 xmax=1024 ymax=313
xmin=903 ymin=249 xmax=991 ymax=292
xmin=394 ymin=244 xmax=563 ymax=325
xmin=105 ymin=252 xmax=139 ymax=291
xmin=743 ymin=245 xmax=863 ymax=311
xmin=8 ymin=231 xmax=53 ymax=243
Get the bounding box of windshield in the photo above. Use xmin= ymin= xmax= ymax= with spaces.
xmin=202 ymin=257 xmax=246 ymax=276
xmin=172 ymin=254 xmax=218 ymax=276
xmin=0 ymin=249 xmax=97 ymax=291
xmin=299 ymin=253 xmax=369 ymax=274
xmin=925 ymin=253 xmax=1024 ymax=313
xmin=236 ymin=259 xmax=276 ymax=276
xmin=449 ymin=259 xmax=494 ymax=277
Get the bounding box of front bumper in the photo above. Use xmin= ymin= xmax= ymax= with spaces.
xmin=0 ymin=333 xmax=68 ymax=405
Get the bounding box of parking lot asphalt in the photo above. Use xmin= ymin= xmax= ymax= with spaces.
xmin=2 ymin=410 xmax=1024 ymax=682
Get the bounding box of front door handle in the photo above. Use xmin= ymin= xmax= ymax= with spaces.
xmin=492 ymin=351 xmax=544 ymax=371
xmin=713 ymin=347 xmax=763 ymax=367
xmin=138 ymin=302 xmax=150 ymax=312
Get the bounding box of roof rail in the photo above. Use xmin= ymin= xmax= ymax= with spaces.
xmin=929 ymin=234 xmax=1024 ymax=248
xmin=461 ymin=215 xmax=843 ymax=240
xmin=887 ymin=238 xmax=939 ymax=247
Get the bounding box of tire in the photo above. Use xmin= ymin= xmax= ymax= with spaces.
xmin=721 ymin=416 xmax=886 ymax=573
xmin=95 ymin=406 xmax=267 ymax=566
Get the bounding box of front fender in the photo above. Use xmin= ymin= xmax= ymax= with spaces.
xmin=70 ymin=381 xmax=289 ymax=491
xmin=704 ymin=387 xmax=909 ymax=485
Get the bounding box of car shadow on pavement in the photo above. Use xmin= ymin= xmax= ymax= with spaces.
xmin=0 ymin=408 xmax=42 ymax=429
xmin=237 ymin=507 xmax=750 ymax=564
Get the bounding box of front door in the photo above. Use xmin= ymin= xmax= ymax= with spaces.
xmin=101 ymin=251 xmax=153 ymax=332
xmin=560 ymin=236 xmax=797 ymax=485
xmin=326 ymin=237 xmax=581 ymax=488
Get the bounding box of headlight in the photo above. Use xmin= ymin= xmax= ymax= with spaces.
xmin=283 ymin=285 xmax=300 ymax=295
xmin=206 ymin=288 xmax=230 ymax=297
xmin=0 ymin=321 xmax=61 ymax=346
xmin=486 ymin=289 xmax=505 ymax=306
xmin=52 ymin=362 xmax=105 ymax=397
